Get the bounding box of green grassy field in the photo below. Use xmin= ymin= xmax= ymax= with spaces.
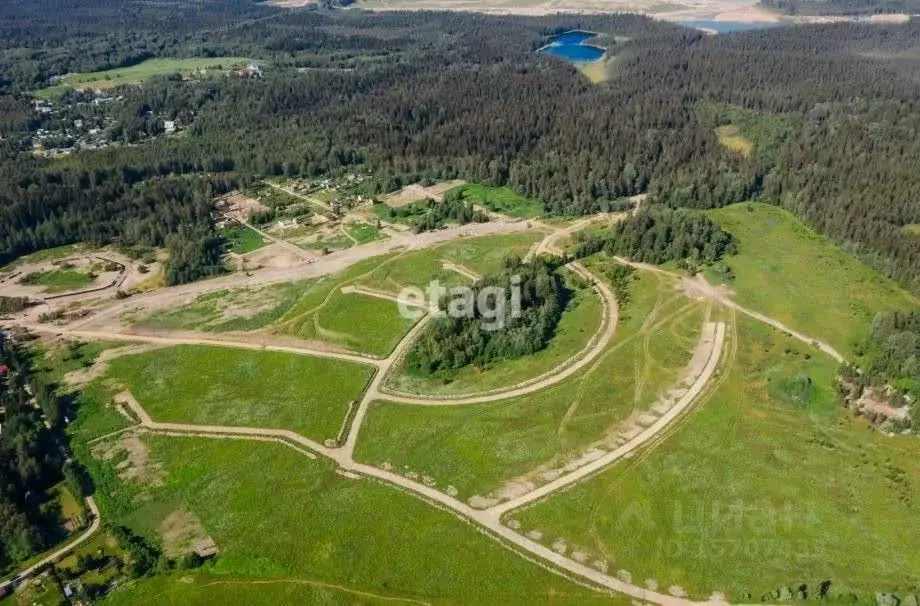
xmin=512 ymin=314 xmax=920 ymax=602
xmin=356 ymin=267 xmax=706 ymax=500
xmin=272 ymin=233 xmax=544 ymax=356
xmin=222 ymin=225 xmax=265 ymax=254
xmin=454 ymin=184 xmax=544 ymax=219
xmin=355 ymin=232 xmax=543 ymax=294
xmin=35 ymin=57 xmax=253 ymax=97
xmin=88 ymin=436 xmax=622 ymax=605
xmin=385 ymin=269 xmax=604 ymax=396
xmin=103 ymin=345 xmax=373 ymax=442
xmin=346 ymin=221 xmax=384 ymax=244
xmin=19 ymin=267 xmax=95 ymax=293
xmin=707 ymin=203 xmax=920 ymax=357
xmin=128 ymin=281 xmax=315 ymax=333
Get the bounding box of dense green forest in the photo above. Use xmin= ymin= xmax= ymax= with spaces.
xmin=1 ymin=1 xmax=920 ymax=289
xmin=406 ymin=257 xmax=569 ymax=374
xmin=0 ymin=337 xmax=83 ymax=572
xmin=574 ymin=205 xmax=736 ymax=267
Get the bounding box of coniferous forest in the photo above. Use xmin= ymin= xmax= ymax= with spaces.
xmin=0 ymin=0 xmax=919 ymax=290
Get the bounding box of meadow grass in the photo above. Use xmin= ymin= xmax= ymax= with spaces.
xmin=346 ymin=221 xmax=384 ymax=244
xmin=512 ymin=314 xmax=920 ymax=602
xmin=34 ymin=57 xmax=253 ymax=97
xmin=19 ymin=268 xmax=95 ymax=293
xmin=221 ymin=225 xmax=265 ymax=254
xmin=90 ymin=436 xmax=622 ymax=605
xmin=355 ymin=268 xmax=706 ymax=499
xmin=355 ymin=232 xmax=543 ymax=294
xmin=385 ymin=269 xmax=604 ymax=396
xmin=707 ymin=202 xmax=920 ymax=357
xmin=455 ymin=184 xmax=544 ymax=219
xmin=103 ymin=345 xmax=373 ymax=442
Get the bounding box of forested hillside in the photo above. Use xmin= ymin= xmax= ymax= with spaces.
xmin=1 ymin=1 xmax=920 ymax=288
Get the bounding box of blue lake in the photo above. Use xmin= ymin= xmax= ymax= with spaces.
xmin=678 ymin=20 xmax=781 ymax=33
xmin=539 ymin=30 xmax=605 ymax=63
xmin=549 ymin=30 xmax=597 ymax=45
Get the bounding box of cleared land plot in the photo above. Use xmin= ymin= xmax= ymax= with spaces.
xmin=356 ymin=267 xmax=706 ymax=501
xmin=513 ymin=316 xmax=920 ymax=602
xmin=346 ymin=221 xmax=384 ymax=244
xmin=455 ymin=184 xmax=544 ymax=219
xmin=103 ymin=345 xmax=373 ymax=442
xmin=714 ymin=124 xmax=752 ymax=156
xmin=707 ymin=202 xmax=920 ymax=357
xmin=35 ymin=57 xmax=253 ymax=97
xmin=386 ymin=269 xmax=604 ymax=396
xmin=90 ymin=436 xmax=620 ymax=605
xmin=126 ymin=280 xmax=314 ymax=333
xmin=382 ymin=180 xmax=466 ymax=207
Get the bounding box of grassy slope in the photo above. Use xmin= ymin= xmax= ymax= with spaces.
xmin=457 ymin=184 xmax=544 ymax=219
xmin=355 ymin=231 xmax=543 ymax=294
xmin=707 ymin=203 xmax=920 ymax=357
xmin=133 ymin=281 xmax=312 ymax=333
xmin=514 ymin=315 xmax=920 ymax=601
xmin=222 ymin=225 xmax=265 ymax=254
xmin=356 ymin=267 xmax=705 ymax=499
xmin=93 ymin=436 xmax=622 ymax=605
xmin=20 ymin=268 xmax=95 ymax=293
xmin=385 ymin=269 xmax=604 ymax=396
xmin=35 ymin=57 xmax=253 ymax=97
xmin=104 ymin=345 xmax=373 ymax=442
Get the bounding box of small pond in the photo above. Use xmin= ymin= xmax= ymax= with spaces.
xmin=538 ymin=30 xmax=605 ymax=63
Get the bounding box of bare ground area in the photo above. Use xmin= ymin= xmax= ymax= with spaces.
xmin=382 ymin=180 xmax=467 ymax=207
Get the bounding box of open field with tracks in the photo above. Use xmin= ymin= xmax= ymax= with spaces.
xmin=88 ymin=436 xmax=623 ymax=605
xmin=706 ymin=203 xmax=920 ymax=356
xmin=356 ymin=268 xmax=708 ymax=501
xmin=103 ymin=345 xmax=373 ymax=441
xmin=512 ymin=314 xmax=920 ymax=601
xmin=5 ymin=209 xmax=920 ymax=605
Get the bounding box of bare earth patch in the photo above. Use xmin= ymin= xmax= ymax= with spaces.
xmin=382 ymin=180 xmax=466 ymax=207
xmin=158 ymin=510 xmax=217 ymax=558
xmin=91 ymin=429 xmax=165 ymax=488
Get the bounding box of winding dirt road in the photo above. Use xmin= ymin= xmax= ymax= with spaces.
xmin=2 ymin=219 xmax=848 ymax=603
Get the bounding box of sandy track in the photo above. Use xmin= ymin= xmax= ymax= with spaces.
xmin=3 ymin=217 xmax=840 ymax=603
xmin=484 ymin=322 xmax=725 ymax=518
xmin=612 ymin=257 xmax=845 ymax=363
xmin=44 ymin=219 xmax=530 ymax=334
